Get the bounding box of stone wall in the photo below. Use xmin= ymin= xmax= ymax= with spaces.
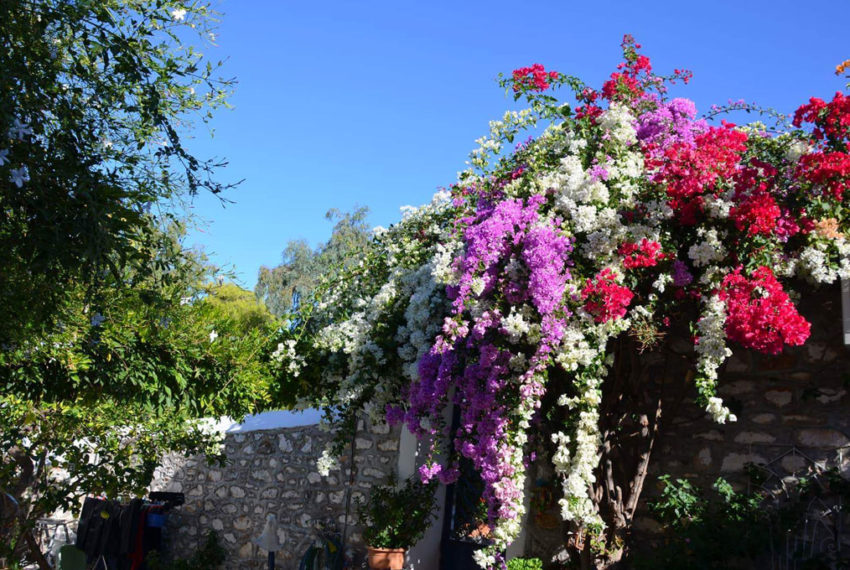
xmin=150 ymin=285 xmax=849 ymax=568
xmin=647 ymin=283 xmax=849 ymax=490
xmin=150 ymin=418 xmax=400 ymax=569
xmin=521 ymin=283 xmax=850 ymax=564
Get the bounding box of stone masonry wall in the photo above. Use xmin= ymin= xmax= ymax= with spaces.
xmin=150 ymin=418 xmax=400 ymax=569
xmin=521 ymin=283 xmax=850 ymax=564
xmin=150 ymin=285 xmax=848 ymax=568
xmin=635 ymin=283 xmax=850 ymax=535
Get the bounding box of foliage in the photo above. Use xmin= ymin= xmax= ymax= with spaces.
xmin=356 ymin=476 xmax=438 ymax=549
xmin=636 ymin=476 xmax=771 ymax=570
xmin=0 ymin=1 xmax=272 ymax=566
xmin=641 ymin=468 xmax=850 ymax=569
xmin=147 ymin=531 xmax=227 ymax=570
xmin=0 ymin=0 xmax=235 ymax=347
xmin=270 ymin=35 xmax=850 ymax=568
xmin=256 ymin=207 xmax=372 ymax=316
xmin=0 ymin=226 xmax=271 ymax=413
xmin=0 ymin=238 xmax=273 ymax=563
xmin=202 ymin=282 xmax=277 ymax=335
xmin=506 ymin=558 xmax=543 ymax=570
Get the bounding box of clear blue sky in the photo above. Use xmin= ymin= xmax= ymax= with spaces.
xmin=184 ymin=0 xmax=849 ymax=289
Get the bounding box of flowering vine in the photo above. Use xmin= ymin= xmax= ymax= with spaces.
xmin=270 ymin=35 xmax=850 ymax=568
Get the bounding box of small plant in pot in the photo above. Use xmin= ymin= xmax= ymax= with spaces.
xmin=356 ymin=476 xmax=437 ymax=570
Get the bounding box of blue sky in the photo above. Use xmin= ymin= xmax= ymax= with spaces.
xmin=184 ymin=0 xmax=849 ymax=289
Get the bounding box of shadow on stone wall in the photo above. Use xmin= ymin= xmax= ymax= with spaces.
xmin=522 ymin=283 xmax=850 ymax=566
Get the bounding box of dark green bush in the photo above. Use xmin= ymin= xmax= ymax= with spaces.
xmin=356 ymin=477 xmax=437 ymax=549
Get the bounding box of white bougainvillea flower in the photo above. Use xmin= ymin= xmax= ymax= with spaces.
xmin=8 ymin=118 xmax=33 ymax=140
xmin=10 ymin=167 xmax=30 ymax=188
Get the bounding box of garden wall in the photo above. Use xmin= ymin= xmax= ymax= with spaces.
xmin=151 ymin=284 xmax=849 ymax=569
xmin=150 ymin=418 xmax=402 ymax=569
xmin=522 ymin=282 xmax=850 ymax=565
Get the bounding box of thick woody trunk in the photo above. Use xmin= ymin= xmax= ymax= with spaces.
xmin=566 ymin=337 xmax=684 ymax=568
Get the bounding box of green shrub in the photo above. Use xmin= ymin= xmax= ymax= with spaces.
xmin=634 ymin=476 xmax=772 ymax=570
xmin=356 ymin=477 xmax=437 ymax=549
xmin=507 ymin=558 xmax=543 ymax=570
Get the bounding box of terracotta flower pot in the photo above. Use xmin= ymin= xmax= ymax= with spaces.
xmin=367 ymin=546 xmax=406 ymax=570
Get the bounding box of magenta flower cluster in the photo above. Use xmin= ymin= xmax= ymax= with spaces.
xmin=393 ymin=194 xmax=573 ymax=526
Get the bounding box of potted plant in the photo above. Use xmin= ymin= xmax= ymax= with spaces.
xmin=356 ymin=476 xmax=437 ymax=570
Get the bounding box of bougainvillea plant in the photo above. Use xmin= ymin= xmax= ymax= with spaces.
xmin=270 ymin=36 xmax=850 ymax=568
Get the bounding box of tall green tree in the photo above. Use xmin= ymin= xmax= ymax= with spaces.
xmin=0 ymin=0 xmax=234 ymax=346
xmin=0 ymin=2 xmax=273 ymax=566
xmin=204 ymin=282 xmax=276 ymax=335
xmin=256 ymin=207 xmax=372 ymax=316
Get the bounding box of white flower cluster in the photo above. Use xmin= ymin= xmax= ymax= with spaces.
xmin=598 ymin=103 xmax=637 ymax=146
xmin=703 ymin=189 xmax=735 ymax=219
xmin=396 ymin=262 xmax=445 ymax=381
xmin=4 ymin=118 xmax=33 ymax=188
xmin=552 ymin=408 xmax=603 ymax=526
xmin=316 ymin=445 xmax=340 ymax=476
xmin=271 ymin=339 xmax=305 ymax=377
xmin=798 ymin=244 xmax=839 ymax=284
xmin=784 ymin=139 xmax=810 ymax=163
xmin=551 ymin=155 xmax=611 ymax=213
xmin=694 ymin=294 xmax=735 ymax=424
xmin=553 ymin=324 xmax=600 ymax=372
xmin=468 ymin=109 xmax=536 ymax=171
xmin=688 ymin=228 xmax=726 ymax=267
xmin=706 ymin=396 xmax=736 ymax=424
xmin=501 ymin=306 xmax=531 ymax=344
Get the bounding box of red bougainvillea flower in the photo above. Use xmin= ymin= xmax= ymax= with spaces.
xmin=649 ymin=124 xmax=748 ymax=224
xmin=618 ymin=238 xmax=664 ymax=269
xmin=512 ymin=63 xmax=559 ymax=92
xmin=793 ymin=92 xmax=850 ymax=146
xmin=719 ymin=266 xmax=811 ymax=354
xmin=602 ymin=72 xmax=642 ymax=101
xmin=730 ymin=193 xmax=781 ymax=236
xmin=796 ymin=151 xmax=850 ymax=200
xmin=582 ymin=268 xmax=634 ymax=323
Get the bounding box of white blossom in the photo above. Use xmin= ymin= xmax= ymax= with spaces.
xmin=688 ymin=228 xmax=726 ymax=267
xmin=8 ymin=118 xmax=33 ymax=140
xmin=10 ymin=167 xmax=30 ymax=188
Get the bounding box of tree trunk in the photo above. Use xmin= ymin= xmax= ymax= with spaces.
xmin=566 ymin=336 xmax=685 ymax=568
xmin=23 ymin=529 xmax=52 ymax=570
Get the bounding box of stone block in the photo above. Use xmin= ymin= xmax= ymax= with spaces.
xmin=721 ymin=452 xmax=767 ymax=472
xmin=816 ymin=388 xmax=847 ymax=404
xmin=796 ymin=428 xmax=850 ymax=449
xmin=694 ymin=430 xmax=724 ymax=441
xmin=751 ymin=413 xmax=776 ymax=424
xmin=765 ymin=389 xmax=793 ymax=407
xmin=719 ymin=380 xmax=755 ymax=396
xmin=370 ymin=422 xmax=391 ymax=435
xmin=780 ymin=455 xmax=808 ymax=473
xmin=278 ymin=435 xmax=293 ymax=453
xmin=734 ymin=431 xmax=776 ymax=444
